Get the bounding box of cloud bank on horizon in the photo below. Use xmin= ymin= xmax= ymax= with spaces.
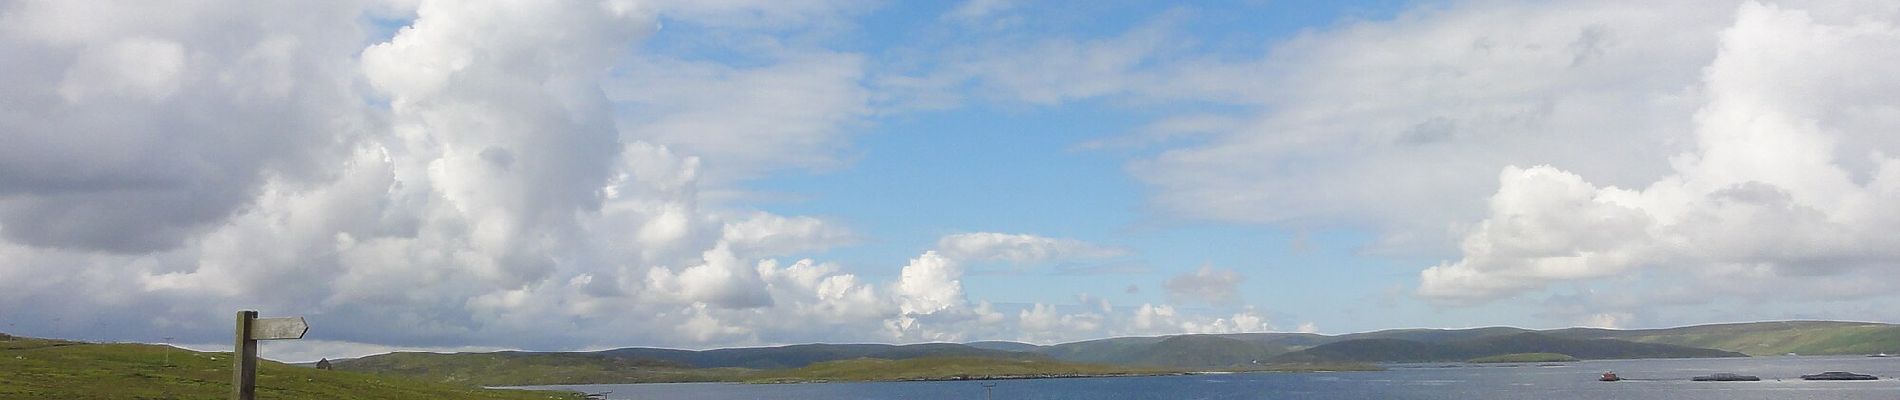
xmin=3 ymin=0 xmax=1899 ymax=359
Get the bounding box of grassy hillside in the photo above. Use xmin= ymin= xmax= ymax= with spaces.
xmin=1467 ymin=353 xmax=1577 ymax=363
xmin=1274 ymin=333 xmax=1743 ymax=363
xmin=1210 ymin=332 xmax=1334 ymax=349
xmin=0 ymin=334 xmax=579 ymax=400
xmin=749 ymin=357 xmax=1166 ymax=383
xmin=333 ymin=351 xmax=744 ymax=386
xmin=1121 ymin=335 xmax=1278 ymax=368
xmin=1548 ymin=321 xmax=1900 ymax=356
xmin=1335 ymin=327 xmax=1535 ymax=343
xmin=1034 ymin=336 xmax=1171 ymax=364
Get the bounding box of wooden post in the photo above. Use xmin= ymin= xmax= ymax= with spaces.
xmin=232 ymin=311 xmax=306 ymax=400
xmin=232 ymin=310 xmax=258 ymax=400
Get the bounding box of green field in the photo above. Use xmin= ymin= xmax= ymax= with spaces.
xmin=0 ymin=334 xmax=580 ymax=400
xmin=1467 ymin=352 xmax=1578 ymax=363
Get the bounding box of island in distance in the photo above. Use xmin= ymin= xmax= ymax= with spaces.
xmin=315 ymin=320 xmax=1899 ymax=386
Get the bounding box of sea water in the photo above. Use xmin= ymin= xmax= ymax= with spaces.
xmin=522 ymin=356 xmax=1900 ymax=400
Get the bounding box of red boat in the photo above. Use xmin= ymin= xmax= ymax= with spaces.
xmin=1599 ymin=371 xmax=1621 ymax=382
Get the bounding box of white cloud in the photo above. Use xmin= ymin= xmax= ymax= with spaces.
xmin=1016 ymin=303 xmax=1103 ymax=343
xmin=641 ymin=0 xmax=874 ymax=30
xmin=24 ymin=0 xmax=1871 ymax=355
xmin=721 ymin=213 xmax=854 ymax=258
xmin=895 ymin=251 xmax=964 ymax=316
xmin=935 ymin=232 xmax=1125 ymax=265
xmin=1125 ymin=1 xmax=1735 ymax=252
xmin=0 ymin=0 xmax=898 ymax=352
xmin=606 ymin=50 xmax=871 ymax=185
xmin=930 ymin=0 xmax=1733 ymax=253
xmin=1163 ymin=266 xmax=1244 ymax=306
xmin=945 ymin=0 xmax=1016 ymax=21
xmin=1579 ymin=313 xmax=1634 ymax=329
xmin=1124 ymin=303 xmax=1272 ymax=335
xmin=57 ymin=37 xmax=188 ymax=102
xmin=917 ymin=0 xmax=1900 ymax=326
xmin=947 ymin=15 xmax=1184 ymax=106
xmin=0 ymin=0 xmax=374 ymax=253
xmin=1421 ymin=2 xmax=1900 ymax=305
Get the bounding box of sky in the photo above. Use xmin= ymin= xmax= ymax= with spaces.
xmin=4 ymin=0 xmax=1900 ymax=362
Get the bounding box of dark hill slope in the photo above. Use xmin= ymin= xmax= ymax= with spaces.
xmin=1034 ymin=336 xmax=1171 ymax=364
xmin=1124 ymin=335 xmax=1278 ymax=368
xmin=1273 ymin=333 xmax=1743 ymax=363
xmin=1333 ymin=327 xmax=1535 ymax=343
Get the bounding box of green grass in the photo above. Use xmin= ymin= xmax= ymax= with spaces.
xmin=1467 ymin=353 xmax=1577 ymax=363
xmin=748 ymin=357 xmax=1172 ymax=383
xmin=0 ymin=335 xmax=580 ymax=400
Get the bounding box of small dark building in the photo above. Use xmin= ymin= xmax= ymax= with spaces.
xmin=314 ymin=358 xmax=333 ymax=370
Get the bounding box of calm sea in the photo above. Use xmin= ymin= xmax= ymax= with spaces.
xmin=521 ymin=356 xmax=1900 ymax=400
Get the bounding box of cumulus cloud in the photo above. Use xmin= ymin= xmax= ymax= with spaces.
xmin=895 ymin=251 xmax=965 ymax=316
xmin=1126 ymin=303 xmax=1272 ymax=335
xmin=28 ymin=0 xmax=1857 ymax=354
xmin=1421 ymin=2 xmax=1900 ymax=304
xmin=0 ymin=0 xmax=906 ymax=352
xmin=1162 ymin=266 xmax=1244 ymax=306
xmin=0 ymin=0 xmax=373 ymax=252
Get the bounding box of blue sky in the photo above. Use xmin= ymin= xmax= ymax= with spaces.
xmin=4 ymin=0 xmax=1900 ymax=360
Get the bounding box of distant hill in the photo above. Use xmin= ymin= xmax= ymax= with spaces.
xmin=1117 ymin=335 xmax=1280 ymax=368
xmin=332 ymin=351 xmax=736 ymax=386
xmin=0 ymin=333 xmax=580 ymax=400
xmin=1033 ymin=336 xmax=1172 ymax=365
xmin=749 ymin=357 xmax=1164 ymax=383
xmin=592 ymin=342 xmax=1042 ymax=369
xmin=317 ymin=319 xmax=1898 ymax=386
xmin=995 ymin=334 xmax=1296 ymax=368
xmin=1209 ymin=332 xmax=1334 ymax=348
xmin=964 ymin=340 xmax=1043 ymax=352
xmin=335 ymin=342 xmax=1047 ymax=385
xmin=1331 ymin=326 xmax=1536 ymax=343
xmin=1467 ymin=353 xmax=1577 ymax=363
xmin=1545 ymin=320 xmax=1900 ymax=356
xmin=1271 ymin=332 xmax=1744 ymax=363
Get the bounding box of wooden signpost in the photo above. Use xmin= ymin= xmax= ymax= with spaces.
xmin=233 ymin=311 xmax=307 ymax=400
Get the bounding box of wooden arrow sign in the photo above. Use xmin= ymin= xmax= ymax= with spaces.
xmin=234 ymin=311 xmax=308 ymax=400
xmin=249 ymin=317 xmax=308 ymax=340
